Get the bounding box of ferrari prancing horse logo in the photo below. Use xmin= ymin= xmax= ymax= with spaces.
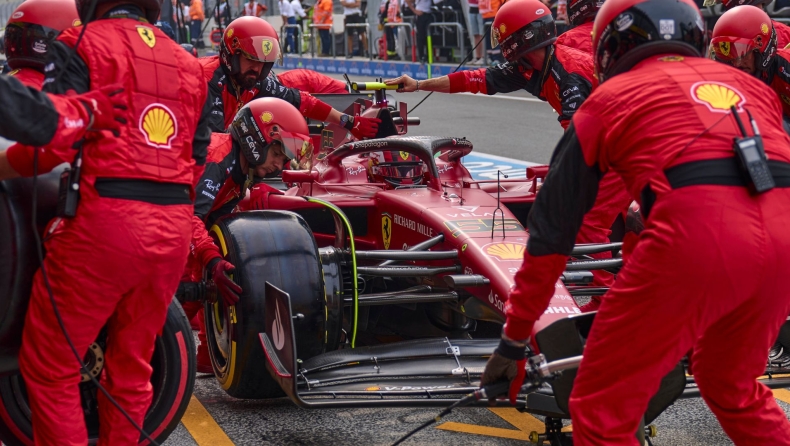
xmin=262 ymin=39 xmax=273 ymax=56
xmin=137 ymin=26 xmax=156 ymax=48
xmin=381 ymin=213 xmax=392 ymax=249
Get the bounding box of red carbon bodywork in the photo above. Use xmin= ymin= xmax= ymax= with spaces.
xmin=243 ymin=97 xmax=579 ymax=344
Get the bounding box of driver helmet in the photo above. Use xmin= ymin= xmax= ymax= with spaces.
xmin=220 ymin=17 xmax=282 ymax=88
xmin=228 ymin=97 xmax=314 ymax=175
xmin=592 ymin=0 xmax=706 ymax=84
xmin=367 ymin=151 xmax=426 ymax=188
xmin=721 ymin=0 xmax=772 ymax=10
xmin=568 ymin=0 xmax=605 ymax=28
xmin=5 ymin=0 xmax=80 ymax=71
xmin=491 ymin=0 xmax=557 ymax=65
xmin=710 ymin=5 xmax=776 ymax=81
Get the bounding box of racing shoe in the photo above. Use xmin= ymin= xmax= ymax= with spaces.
xmin=768 ymin=342 xmax=790 ymax=371
xmin=196 ymin=342 xmax=213 ymax=374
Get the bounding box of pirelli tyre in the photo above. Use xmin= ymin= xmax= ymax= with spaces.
xmin=204 ymin=210 xmax=325 ymax=399
xmin=0 ymin=299 xmax=196 ymax=446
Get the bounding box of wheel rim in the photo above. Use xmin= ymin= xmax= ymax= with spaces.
xmin=208 ymin=301 xmax=233 ymax=375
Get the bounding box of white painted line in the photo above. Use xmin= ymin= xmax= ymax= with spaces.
xmin=466 ymin=151 xmax=542 ymax=166
xmin=457 ymin=92 xmax=544 ymax=103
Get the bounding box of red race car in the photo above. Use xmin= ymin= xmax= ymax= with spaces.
xmin=194 ymin=82 xmax=790 ymax=444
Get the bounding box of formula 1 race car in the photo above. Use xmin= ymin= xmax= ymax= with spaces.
xmin=194 ymin=82 xmax=790 ymax=444
xmin=0 ymin=169 xmax=196 ymax=445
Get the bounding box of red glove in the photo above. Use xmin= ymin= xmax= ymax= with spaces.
xmin=75 ymin=84 xmax=128 ymax=137
xmin=207 ymin=258 xmax=241 ymax=306
xmin=351 ymin=116 xmax=381 ymax=140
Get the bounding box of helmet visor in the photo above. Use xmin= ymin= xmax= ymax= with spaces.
xmin=710 ymin=37 xmax=759 ymax=63
xmin=234 ymin=35 xmax=283 ymax=65
xmin=274 ymin=129 xmax=314 ymax=170
xmin=494 ymin=15 xmax=556 ymax=62
xmin=4 ymin=23 xmax=54 ymax=66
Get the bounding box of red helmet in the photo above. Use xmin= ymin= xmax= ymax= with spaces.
xmin=491 ymin=0 xmax=556 ymax=64
xmin=721 ymin=0 xmax=772 ymax=11
xmin=228 ymin=98 xmax=313 ymax=172
xmin=568 ymin=0 xmax=605 ymax=28
xmin=366 ymin=151 xmax=425 ymax=189
xmin=592 ymin=0 xmax=706 ymax=83
xmin=710 ymin=5 xmax=776 ymax=80
xmin=75 ymin=0 xmax=161 ymax=24
xmin=5 ymin=0 xmax=80 ymax=71
xmin=220 ymin=17 xmax=282 ymax=85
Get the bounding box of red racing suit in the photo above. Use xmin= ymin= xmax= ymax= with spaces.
xmin=181 ymin=133 xmax=248 ymax=366
xmin=447 ymin=44 xmax=631 ymax=301
xmin=504 ymin=54 xmax=790 ymax=445
xmin=765 ymin=48 xmax=790 ymax=131
xmin=8 ymin=8 xmax=211 ymax=445
xmin=555 ymin=21 xmax=593 ymax=55
xmin=8 ymin=67 xmax=44 ymax=89
xmin=276 ymin=69 xmax=349 ymax=93
xmin=775 ymin=19 xmax=790 ymax=50
xmin=200 ymin=56 xmax=333 ymax=131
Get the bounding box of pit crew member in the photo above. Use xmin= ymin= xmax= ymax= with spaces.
xmin=481 ymin=0 xmax=790 ymax=444
xmin=3 ymin=0 xmax=80 ymax=89
xmin=555 ymin=0 xmax=604 ymax=54
xmin=385 ymin=0 xmax=631 ymax=311
xmin=709 ymin=6 xmax=790 ymax=132
xmin=719 ymin=0 xmax=790 ymax=49
xmin=180 ymin=98 xmax=312 ymax=372
xmin=0 ymin=0 xmax=212 ymax=442
xmin=202 ymin=16 xmax=378 ymax=137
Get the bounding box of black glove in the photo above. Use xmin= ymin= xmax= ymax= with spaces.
xmin=481 ymin=338 xmax=527 ymax=405
xmin=207 ymin=258 xmax=242 ymax=306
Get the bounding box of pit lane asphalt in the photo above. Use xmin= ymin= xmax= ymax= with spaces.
xmin=162 ymin=73 xmax=790 ymax=445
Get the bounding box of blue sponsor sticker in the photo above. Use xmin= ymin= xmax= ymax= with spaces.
xmin=373 ymin=62 xmax=385 ymax=76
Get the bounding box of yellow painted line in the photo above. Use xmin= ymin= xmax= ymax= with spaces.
xmin=438 ymin=407 xmax=571 ymax=440
xmin=181 ymin=395 xmax=235 ymax=446
xmin=773 ymin=388 xmax=790 ymax=404
xmin=489 ymin=407 xmax=545 ymax=433
xmin=437 ymin=421 xmax=532 ymax=441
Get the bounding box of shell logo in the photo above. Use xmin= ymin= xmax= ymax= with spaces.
xmin=691 ymin=82 xmax=744 ymax=113
xmin=762 ymin=23 xmax=770 ymax=35
xmin=658 ymin=55 xmax=684 ymax=62
xmin=485 ymin=243 xmax=525 ymax=261
xmin=260 ymin=111 xmax=273 ymax=123
xmin=140 ymin=104 xmax=178 ymax=149
xmin=73 ymin=19 xmax=82 ymax=27
xmin=499 ymin=24 xmax=506 ymax=34
xmin=226 ymin=28 xmax=234 ymax=38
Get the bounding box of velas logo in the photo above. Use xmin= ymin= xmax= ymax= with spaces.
xmin=366 ymin=386 xmax=381 ymax=391
xmin=260 ymin=111 xmax=273 ymax=123
xmin=485 ymin=242 xmax=525 ymax=261
xmin=140 ymin=104 xmax=177 ymax=148
xmin=691 ymin=82 xmax=745 ymax=113
xmin=381 ymin=213 xmax=392 ymax=249
xmin=262 ymin=38 xmax=274 ymax=56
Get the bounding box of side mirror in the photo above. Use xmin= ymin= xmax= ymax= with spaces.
xmin=282 ymin=170 xmax=319 ymax=184
xmin=527 ymin=165 xmax=549 ymax=193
